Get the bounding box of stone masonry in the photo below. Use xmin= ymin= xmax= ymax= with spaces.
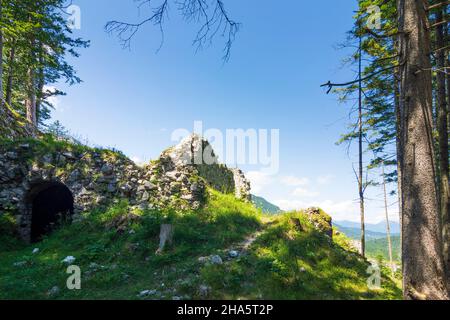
xmin=0 ymin=134 xmax=251 ymax=242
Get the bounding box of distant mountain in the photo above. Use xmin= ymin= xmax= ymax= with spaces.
xmin=335 ymin=220 xmax=402 ymax=262
xmin=251 ymin=195 xmax=282 ymax=214
xmin=334 ymin=224 xmax=388 ymax=240
xmin=335 ymin=220 xmax=401 ymax=234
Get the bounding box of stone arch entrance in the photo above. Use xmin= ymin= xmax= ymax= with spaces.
xmin=27 ymin=181 xmax=74 ymax=243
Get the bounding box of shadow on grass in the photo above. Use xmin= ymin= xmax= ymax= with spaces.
xmin=0 ymin=197 xmax=262 ymax=300
xmin=199 ymin=216 xmax=402 ymax=300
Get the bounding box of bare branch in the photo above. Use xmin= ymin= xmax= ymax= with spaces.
xmin=105 ymin=0 xmax=240 ymax=61
xmin=105 ymin=0 xmax=169 ymax=50
xmin=321 ymin=63 xmax=403 ymax=94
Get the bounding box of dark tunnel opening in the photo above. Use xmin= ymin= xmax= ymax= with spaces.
xmin=29 ymin=182 xmax=74 ymax=243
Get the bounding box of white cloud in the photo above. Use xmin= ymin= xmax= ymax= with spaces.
xmin=43 ymin=86 xmax=62 ymax=111
xmin=131 ymin=156 xmax=146 ymax=166
xmin=317 ymin=174 xmax=335 ymax=185
xmin=246 ymin=171 xmax=275 ymax=194
xmin=280 ymin=176 xmax=310 ymax=186
xmin=291 ymin=187 xmax=319 ymax=198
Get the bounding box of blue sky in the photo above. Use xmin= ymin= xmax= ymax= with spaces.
xmin=50 ymin=0 xmax=399 ymax=224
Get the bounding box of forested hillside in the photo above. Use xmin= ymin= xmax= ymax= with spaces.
xmin=366 ymin=236 xmax=401 ymax=263
xmin=251 ymin=195 xmax=282 ymax=215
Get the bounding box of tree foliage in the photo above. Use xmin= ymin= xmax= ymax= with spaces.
xmin=1 ymin=0 xmax=89 ymax=126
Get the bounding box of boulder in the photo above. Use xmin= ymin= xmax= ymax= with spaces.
xmin=198 ymin=285 xmax=211 ymax=297
xmin=143 ymin=181 xmax=157 ymax=190
xmin=304 ymin=207 xmax=333 ymax=238
xmin=47 ymin=286 xmax=60 ymax=297
xmin=210 ymin=255 xmax=223 ymax=265
xmin=61 ymin=256 xmax=76 ymax=265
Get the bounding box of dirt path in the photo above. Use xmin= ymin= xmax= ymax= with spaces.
xmin=229 ymin=217 xmax=275 ymax=253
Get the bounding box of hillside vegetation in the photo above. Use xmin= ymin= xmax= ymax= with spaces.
xmin=251 ymin=195 xmax=282 ymax=215
xmin=334 ymin=224 xmax=401 ymax=263
xmin=0 ymin=189 xmax=401 ymax=300
xmin=366 ymin=236 xmax=401 ymax=263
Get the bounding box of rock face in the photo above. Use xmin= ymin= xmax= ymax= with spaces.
xmin=304 ymin=207 xmax=333 ymax=239
xmin=231 ymin=168 xmax=252 ymax=202
xmin=0 ymin=142 xmax=143 ymax=241
xmin=147 ymin=134 xmax=251 ymax=208
xmin=0 ymin=134 xmax=252 ymax=242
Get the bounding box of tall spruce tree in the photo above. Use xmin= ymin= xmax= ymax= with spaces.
xmin=1 ymin=0 xmax=88 ymax=126
xmin=397 ymin=0 xmax=449 ymax=299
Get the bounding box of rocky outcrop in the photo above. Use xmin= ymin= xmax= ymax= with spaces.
xmin=231 ymin=168 xmax=251 ymax=202
xmin=0 ymin=134 xmax=252 ymax=241
xmin=304 ymin=207 xmax=333 ymax=238
xmin=154 ymin=134 xmax=251 ymax=202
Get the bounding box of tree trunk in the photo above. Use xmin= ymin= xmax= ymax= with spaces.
xmin=358 ymin=34 xmax=366 ymax=258
xmin=382 ymin=162 xmax=394 ymax=275
xmin=36 ymin=42 xmax=45 ymax=118
xmin=436 ymin=3 xmax=449 ymax=283
xmin=446 ymin=43 xmax=450 ymax=286
xmin=397 ymin=0 xmax=449 ymax=299
xmin=395 ymin=69 xmax=403 ymax=234
xmin=0 ymin=1 xmax=4 ymax=108
xmin=25 ymin=68 xmax=37 ymax=127
xmin=5 ymin=44 xmax=16 ymax=107
xmin=156 ymin=224 xmax=174 ymax=254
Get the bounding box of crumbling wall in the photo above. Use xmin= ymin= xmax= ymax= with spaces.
xmin=161 ymin=134 xmax=251 ymax=201
xmin=0 ymin=134 xmax=252 ymax=242
xmin=0 ymin=140 xmax=143 ymax=241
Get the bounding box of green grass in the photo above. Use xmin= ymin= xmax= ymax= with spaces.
xmin=0 ymin=134 xmax=129 ymax=163
xmin=0 ymin=190 xmax=262 ymax=300
xmin=0 ymin=189 xmax=401 ymax=300
xmin=200 ymin=213 xmax=401 ymax=300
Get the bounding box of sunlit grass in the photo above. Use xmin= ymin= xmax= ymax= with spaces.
xmin=0 ymin=189 xmax=401 ymax=300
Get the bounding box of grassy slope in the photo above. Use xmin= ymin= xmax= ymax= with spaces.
xmin=251 ymin=195 xmax=282 ymax=214
xmin=0 ymin=190 xmax=401 ymax=300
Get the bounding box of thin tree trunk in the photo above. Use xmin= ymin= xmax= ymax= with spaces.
xmin=446 ymin=44 xmax=450 ymax=286
xmin=25 ymin=68 xmax=37 ymax=127
xmin=5 ymin=44 xmax=16 ymax=107
xmin=36 ymin=69 xmax=44 ymax=121
xmin=36 ymin=42 xmax=44 ymax=118
xmin=382 ymin=162 xmax=394 ymax=276
xmin=0 ymin=1 xmax=4 ymax=108
xmin=394 ymin=32 xmax=403 ymax=255
xmin=397 ymin=0 xmax=449 ymax=299
xmin=395 ymin=70 xmax=403 ymax=234
xmin=156 ymin=224 xmax=174 ymax=254
xmin=436 ymin=3 xmax=449 ymax=283
xmin=358 ymin=33 xmax=366 ymax=258
xmin=25 ymin=30 xmax=37 ymax=127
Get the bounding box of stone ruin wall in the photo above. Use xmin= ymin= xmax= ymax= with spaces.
xmin=0 ymin=134 xmax=251 ymax=242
